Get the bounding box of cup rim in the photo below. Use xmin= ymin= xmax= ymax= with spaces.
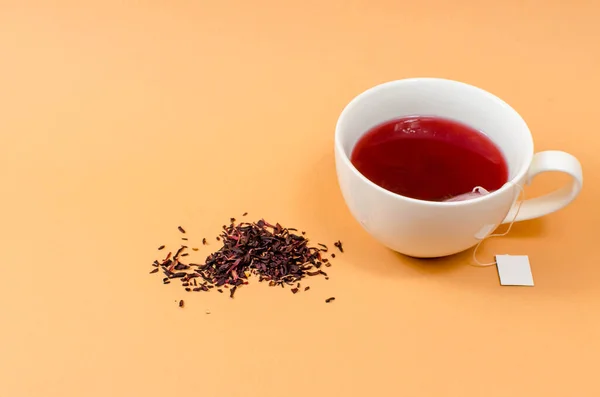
xmin=334 ymin=77 xmax=535 ymax=206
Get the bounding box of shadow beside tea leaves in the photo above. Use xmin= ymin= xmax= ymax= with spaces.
xmin=395 ymin=249 xmax=472 ymax=275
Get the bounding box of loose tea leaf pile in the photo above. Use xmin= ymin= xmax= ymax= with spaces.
xmin=150 ymin=218 xmax=343 ymax=298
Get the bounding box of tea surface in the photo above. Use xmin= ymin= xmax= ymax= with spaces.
xmin=350 ymin=116 xmax=509 ymax=201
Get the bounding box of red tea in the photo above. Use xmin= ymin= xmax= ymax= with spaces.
xmin=350 ymin=116 xmax=509 ymax=202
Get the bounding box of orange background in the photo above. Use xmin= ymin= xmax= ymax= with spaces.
xmin=0 ymin=1 xmax=598 ymax=396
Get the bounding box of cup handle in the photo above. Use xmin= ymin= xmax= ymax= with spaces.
xmin=501 ymin=150 xmax=583 ymax=224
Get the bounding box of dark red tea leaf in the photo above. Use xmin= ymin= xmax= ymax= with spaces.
xmin=151 ymin=219 xmax=340 ymax=299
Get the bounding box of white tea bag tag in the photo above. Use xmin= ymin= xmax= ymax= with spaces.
xmin=495 ymin=255 xmax=534 ymax=286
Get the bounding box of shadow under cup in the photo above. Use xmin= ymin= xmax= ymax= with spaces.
xmin=334 ymin=78 xmax=534 ymax=257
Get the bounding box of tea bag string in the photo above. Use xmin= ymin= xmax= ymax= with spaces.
xmin=471 ymin=182 xmax=525 ymax=267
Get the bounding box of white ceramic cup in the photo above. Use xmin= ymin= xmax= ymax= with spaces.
xmin=334 ymin=78 xmax=583 ymax=258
